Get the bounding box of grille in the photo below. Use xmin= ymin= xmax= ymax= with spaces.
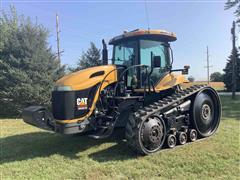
xmin=51 ymin=84 xmax=99 ymax=120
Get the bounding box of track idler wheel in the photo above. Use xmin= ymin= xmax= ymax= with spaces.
xmin=177 ymin=132 xmax=187 ymax=145
xmin=188 ymin=129 xmax=197 ymax=142
xmin=167 ymin=134 xmax=176 ymax=148
xmin=191 ymin=88 xmax=221 ymax=137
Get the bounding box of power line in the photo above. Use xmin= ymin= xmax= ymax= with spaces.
xmin=204 ymin=46 xmax=213 ymax=84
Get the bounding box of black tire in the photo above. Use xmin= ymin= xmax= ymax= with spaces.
xmin=125 ymin=112 xmax=166 ymax=155
xmin=188 ymin=129 xmax=197 ymax=142
xmin=167 ymin=134 xmax=177 ymax=148
xmin=192 ymin=89 xmax=221 ymax=137
xmin=177 ymin=132 xmax=187 ymax=145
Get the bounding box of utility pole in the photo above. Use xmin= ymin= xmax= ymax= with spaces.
xmin=56 ymin=14 xmax=61 ymax=67
xmin=231 ymin=21 xmax=236 ymax=99
xmin=204 ymin=46 xmax=212 ymax=84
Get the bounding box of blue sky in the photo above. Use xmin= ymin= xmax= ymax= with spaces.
xmin=1 ymin=0 xmax=239 ymax=80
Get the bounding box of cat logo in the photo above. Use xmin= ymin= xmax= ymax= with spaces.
xmin=76 ymin=98 xmax=88 ymax=110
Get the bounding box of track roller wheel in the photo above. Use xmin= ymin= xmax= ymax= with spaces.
xmin=188 ymin=129 xmax=197 ymax=142
xmin=177 ymin=132 xmax=187 ymax=145
xmin=166 ymin=134 xmax=176 ymax=148
xmin=191 ymin=88 xmax=221 ymax=137
xmin=125 ymin=112 xmax=166 ymax=155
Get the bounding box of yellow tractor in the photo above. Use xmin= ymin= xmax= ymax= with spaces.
xmin=23 ymin=29 xmax=221 ymax=155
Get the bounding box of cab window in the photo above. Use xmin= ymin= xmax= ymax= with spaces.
xmin=140 ymin=40 xmax=170 ymax=86
xmin=113 ymin=41 xmax=137 ymax=66
xmin=113 ymin=41 xmax=138 ymax=87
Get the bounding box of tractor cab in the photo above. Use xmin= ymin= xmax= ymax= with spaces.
xmin=108 ymin=29 xmax=177 ymax=90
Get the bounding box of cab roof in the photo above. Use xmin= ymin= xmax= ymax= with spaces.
xmin=109 ymin=29 xmax=177 ymax=45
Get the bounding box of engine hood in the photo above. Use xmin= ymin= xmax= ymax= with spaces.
xmin=55 ymin=65 xmax=117 ymax=91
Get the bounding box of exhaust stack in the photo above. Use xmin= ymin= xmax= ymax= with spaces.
xmin=102 ymin=39 xmax=108 ymax=65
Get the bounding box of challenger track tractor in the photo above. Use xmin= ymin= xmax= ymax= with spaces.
xmin=23 ymin=29 xmax=221 ymax=155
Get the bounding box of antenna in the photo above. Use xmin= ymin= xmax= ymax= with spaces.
xmin=204 ymin=46 xmax=213 ymax=84
xmin=144 ymin=0 xmax=150 ymax=31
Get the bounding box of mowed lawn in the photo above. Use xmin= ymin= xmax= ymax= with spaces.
xmin=1 ymin=96 xmax=239 ymax=179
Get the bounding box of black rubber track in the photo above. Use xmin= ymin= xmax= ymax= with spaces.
xmin=125 ymin=85 xmax=221 ymax=155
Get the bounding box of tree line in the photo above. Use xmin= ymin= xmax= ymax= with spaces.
xmin=0 ymin=7 xmax=101 ymax=117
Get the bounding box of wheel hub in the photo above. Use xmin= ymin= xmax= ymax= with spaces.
xmin=141 ymin=117 xmax=164 ymax=147
xmin=180 ymin=134 xmax=186 ymax=143
xmin=201 ymin=104 xmax=211 ymax=121
xmin=149 ymin=126 xmax=161 ymax=143
xmin=190 ymin=131 xmax=197 ymax=140
xmin=169 ymin=136 xmax=175 ymax=146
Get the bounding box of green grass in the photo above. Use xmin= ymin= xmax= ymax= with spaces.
xmin=1 ymin=96 xmax=240 ymax=179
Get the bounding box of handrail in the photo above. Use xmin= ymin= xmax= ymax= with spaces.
xmin=97 ymin=66 xmax=124 ymax=111
xmin=113 ymin=64 xmax=149 ymax=97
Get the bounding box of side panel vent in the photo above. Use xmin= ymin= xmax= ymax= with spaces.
xmin=90 ymin=71 xmax=105 ymax=78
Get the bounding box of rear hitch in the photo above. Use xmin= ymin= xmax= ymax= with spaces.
xmin=22 ymin=106 xmax=54 ymax=131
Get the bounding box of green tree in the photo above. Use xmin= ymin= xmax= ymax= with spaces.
xmin=0 ymin=7 xmax=65 ymax=117
xmin=210 ymin=72 xmax=223 ymax=82
xmin=223 ymin=47 xmax=240 ymax=91
xmin=225 ymin=0 xmax=240 ymax=23
xmin=74 ymin=42 xmax=101 ymax=71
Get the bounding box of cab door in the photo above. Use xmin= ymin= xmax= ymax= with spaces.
xmin=113 ymin=41 xmax=138 ymax=89
xmin=139 ymin=40 xmax=171 ymax=88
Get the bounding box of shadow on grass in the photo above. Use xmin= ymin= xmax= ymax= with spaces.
xmin=88 ymin=129 xmax=138 ymax=162
xmin=220 ymin=95 xmax=240 ymax=120
xmin=0 ymin=128 xmax=137 ymax=164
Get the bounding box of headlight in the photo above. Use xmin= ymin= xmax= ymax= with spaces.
xmin=54 ymin=86 xmax=72 ymax=91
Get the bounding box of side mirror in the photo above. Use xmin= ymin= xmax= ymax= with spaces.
xmin=182 ymin=65 xmax=190 ymax=74
xmin=153 ymin=56 xmax=161 ymax=68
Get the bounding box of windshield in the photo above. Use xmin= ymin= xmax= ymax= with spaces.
xmin=113 ymin=41 xmax=137 ymax=66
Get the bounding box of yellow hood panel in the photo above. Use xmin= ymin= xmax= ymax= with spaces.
xmin=56 ymin=65 xmax=117 ymax=91
xmin=155 ymin=73 xmax=189 ymax=91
